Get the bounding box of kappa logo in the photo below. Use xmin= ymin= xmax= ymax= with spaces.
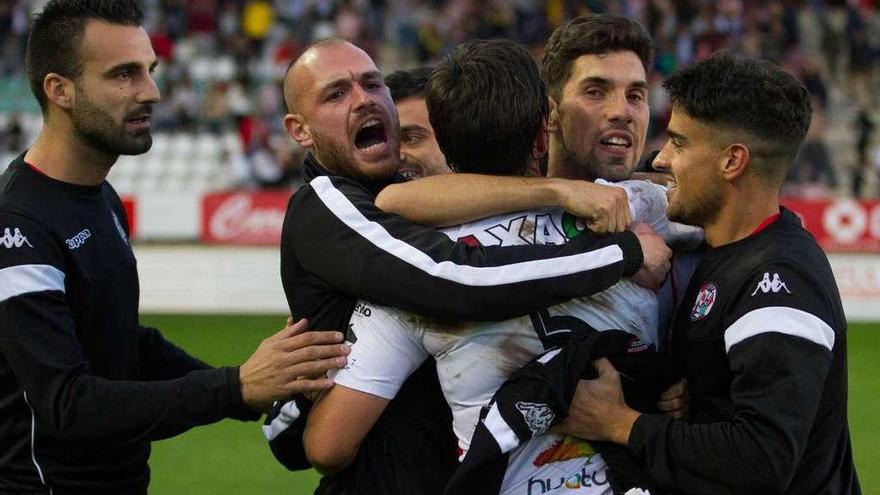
xmin=516 ymin=402 xmax=555 ymax=435
xmin=0 ymin=227 xmax=34 ymax=248
xmin=66 ymin=229 xmax=92 ymax=250
xmin=751 ymin=272 xmax=791 ymax=296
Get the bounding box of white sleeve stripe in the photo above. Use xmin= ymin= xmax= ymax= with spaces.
xmin=483 ymin=403 xmax=520 ymax=454
xmin=724 ymin=306 xmax=835 ymax=353
xmin=312 ymin=176 xmax=624 ymax=287
xmin=0 ymin=264 xmax=65 ymax=304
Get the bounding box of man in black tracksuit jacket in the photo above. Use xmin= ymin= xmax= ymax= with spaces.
xmin=0 ymin=2 xmax=349 ymax=493
xmin=559 ymin=52 xmax=860 ymax=494
xmin=266 ymin=39 xmax=672 ymax=494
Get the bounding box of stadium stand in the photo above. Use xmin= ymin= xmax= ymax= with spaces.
xmin=1 ymin=0 xmax=877 ymax=198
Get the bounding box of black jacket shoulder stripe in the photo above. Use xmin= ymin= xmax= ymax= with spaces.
xmin=0 ymin=264 xmax=65 ymax=304
xmin=310 ymin=176 xmax=625 ymax=286
xmin=724 ymin=306 xmax=835 ymax=353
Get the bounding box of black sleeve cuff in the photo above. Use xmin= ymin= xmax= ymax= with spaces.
xmin=616 ymin=230 xmax=644 ymax=277
xmin=224 ymin=366 xmax=262 ymax=422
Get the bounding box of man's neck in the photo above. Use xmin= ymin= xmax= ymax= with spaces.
xmin=703 ymin=185 xmax=780 ymax=247
xmin=24 ymin=119 xmax=116 ymax=186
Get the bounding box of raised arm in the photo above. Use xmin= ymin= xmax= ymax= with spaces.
xmin=375 ymin=173 xmax=631 ymax=233
xmin=285 ymin=175 xmax=651 ymax=322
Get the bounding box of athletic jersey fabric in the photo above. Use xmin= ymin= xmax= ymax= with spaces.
xmin=268 ymin=155 xmax=646 ymax=495
xmin=0 ymin=156 xmax=256 ymax=494
xmin=333 ymin=180 xmax=699 ymax=495
xmin=629 ymin=208 xmax=861 ymax=495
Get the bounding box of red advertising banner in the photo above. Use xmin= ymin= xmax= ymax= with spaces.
xmin=120 ymin=196 xmax=137 ymax=238
xmin=201 ymin=191 xmax=291 ymax=245
xmin=781 ymin=198 xmax=880 ymax=252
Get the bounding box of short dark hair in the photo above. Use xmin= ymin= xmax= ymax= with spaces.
xmin=427 ymin=39 xmax=548 ymax=176
xmin=542 ymin=14 xmax=654 ymax=100
xmin=385 ymin=67 xmax=433 ymax=102
xmin=26 ymin=0 xmax=143 ymax=113
xmin=663 ymin=51 xmax=812 ymax=180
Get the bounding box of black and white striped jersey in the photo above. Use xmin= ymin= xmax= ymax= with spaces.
xmin=0 ymin=157 xmax=256 ymax=494
xmin=629 ymin=208 xmax=861 ymax=495
xmin=268 ymin=155 xmax=646 ymax=495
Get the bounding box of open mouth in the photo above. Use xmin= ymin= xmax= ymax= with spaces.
xmin=599 ymin=134 xmax=633 ymax=151
xmin=126 ymin=115 xmax=151 ymax=127
xmin=354 ymin=119 xmax=388 ymax=153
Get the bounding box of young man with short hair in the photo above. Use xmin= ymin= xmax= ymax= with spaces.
xmin=269 ymin=38 xmax=669 ymax=495
xmin=385 ymin=67 xmax=450 ymax=179
xmin=304 ymin=38 xmax=689 ymax=495
xmin=562 ymin=51 xmax=861 ymax=495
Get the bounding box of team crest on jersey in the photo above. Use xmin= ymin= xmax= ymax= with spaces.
xmin=690 ymin=282 xmax=717 ymax=321
xmin=0 ymin=227 xmax=33 ymax=249
xmin=516 ymin=402 xmax=555 ymax=435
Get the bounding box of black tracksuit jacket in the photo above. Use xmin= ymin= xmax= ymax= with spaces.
xmin=629 ymin=209 xmax=861 ymax=495
xmin=0 ymin=157 xmax=257 ymax=494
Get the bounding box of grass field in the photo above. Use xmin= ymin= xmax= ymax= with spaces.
xmin=143 ymin=315 xmax=880 ymax=494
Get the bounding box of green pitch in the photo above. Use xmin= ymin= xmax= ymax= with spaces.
xmin=142 ymin=315 xmax=880 ymax=494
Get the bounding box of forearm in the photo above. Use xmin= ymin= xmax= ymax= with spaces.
xmin=628 ymin=335 xmax=831 ymax=494
xmin=3 ymin=299 xmax=255 ymax=444
xmin=291 ymin=177 xmax=642 ymax=321
xmin=138 ymin=325 xmax=213 ymax=380
xmin=375 ymin=174 xmax=567 ymax=227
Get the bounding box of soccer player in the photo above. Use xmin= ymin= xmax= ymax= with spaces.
xmin=559 ymin=52 xmax=862 ymax=495
xmin=0 ymin=1 xmax=349 ymax=493
xmin=385 ymin=67 xmax=450 ymax=179
xmin=374 ymin=15 xmax=680 ymax=259
xmin=303 ymin=38 xmax=692 ymax=495
xmin=268 ymin=38 xmax=672 ymax=494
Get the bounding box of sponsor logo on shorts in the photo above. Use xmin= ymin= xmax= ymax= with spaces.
xmin=0 ymin=227 xmax=33 ymax=248
xmin=516 ymin=402 xmax=554 ymax=435
xmin=690 ymin=282 xmax=717 ymax=321
xmin=65 ymin=229 xmax=91 ymax=250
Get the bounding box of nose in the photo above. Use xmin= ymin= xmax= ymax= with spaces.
xmin=351 ymin=83 xmax=374 ymax=113
xmin=606 ymin=90 xmax=633 ymax=125
xmin=138 ymin=72 xmax=161 ymax=105
xmin=652 ymin=141 xmax=672 ymax=172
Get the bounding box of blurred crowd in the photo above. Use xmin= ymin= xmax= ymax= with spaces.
xmin=0 ymin=0 xmax=878 ymax=194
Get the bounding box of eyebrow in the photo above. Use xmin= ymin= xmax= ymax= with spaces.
xmin=578 ymin=76 xmax=649 ymax=90
xmin=400 ymin=124 xmax=428 ymax=133
xmin=321 ymin=70 xmax=384 ymax=92
xmin=103 ymin=60 xmax=158 ymax=77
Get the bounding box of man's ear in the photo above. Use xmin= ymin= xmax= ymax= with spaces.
xmin=284 ymin=113 xmax=313 ymax=148
xmin=532 ymin=116 xmax=549 ymax=160
xmin=547 ymin=96 xmax=559 ymax=133
xmin=44 ymin=73 xmax=75 ymax=110
xmin=720 ymin=142 xmax=750 ymax=181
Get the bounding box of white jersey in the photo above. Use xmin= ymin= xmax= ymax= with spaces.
xmin=332 ymin=180 xmax=701 ymax=495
